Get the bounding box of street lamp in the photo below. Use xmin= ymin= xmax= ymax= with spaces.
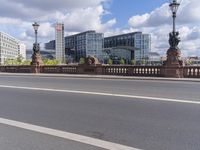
xmin=168 ymin=0 xmax=181 ymax=50
xmin=169 ymin=0 xmax=180 ymax=35
xmin=31 ymin=22 xmax=43 ymax=69
xmin=163 ymin=0 xmax=183 ymax=78
xmin=32 ymin=22 xmax=39 ymax=45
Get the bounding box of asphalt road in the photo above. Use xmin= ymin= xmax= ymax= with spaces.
xmin=0 ymin=124 xmax=105 ymax=150
xmin=0 ymin=74 xmax=200 ymax=150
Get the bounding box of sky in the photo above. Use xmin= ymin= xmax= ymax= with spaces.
xmin=0 ymin=0 xmax=200 ymax=57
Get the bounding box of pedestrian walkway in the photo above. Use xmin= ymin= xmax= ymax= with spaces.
xmin=0 ymin=72 xmax=200 ymax=82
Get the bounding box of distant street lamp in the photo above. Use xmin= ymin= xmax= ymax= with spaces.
xmin=31 ymin=22 xmax=43 ymax=71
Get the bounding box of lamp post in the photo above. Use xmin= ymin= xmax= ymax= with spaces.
xmin=170 ymin=0 xmax=180 ymax=35
xmin=33 ymin=22 xmax=39 ymax=45
xmin=168 ymin=0 xmax=181 ymax=50
xmin=31 ymin=22 xmax=43 ymax=72
xmin=162 ymin=0 xmax=183 ymax=78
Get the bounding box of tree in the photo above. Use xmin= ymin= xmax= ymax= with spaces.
xmin=21 ymin=60 xmax=31 ymax=65
xmin=107 ymin=58 xmax=113 ymax=65
xmin=131 ymin=59 xmax=136 ymax=65
xmin=141 ymin=59 xmax=145 ymax=65
xmin=16 ymin=55 xmax=24 ymax=64
xmin=43 ymin=59 xmax=60 ymax=65
xmin=79 ymin=58 xmax=85 ymax=64
xmin=119 ymin=58 xmax=125 ymax=65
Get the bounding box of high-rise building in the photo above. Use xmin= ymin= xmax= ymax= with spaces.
xmin=0 ymin=32 xmax=19 ymax=65
xmin=55 ymin=23 xmax=65 ymax=63
xmin=104 ymin=32 xmax=151 ymax=63
xmin=65 ymin=30 xmax=103 ymax=62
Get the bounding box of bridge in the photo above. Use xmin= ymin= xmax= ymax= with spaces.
xmin=0 ymin=73 xmax=200 ymax=150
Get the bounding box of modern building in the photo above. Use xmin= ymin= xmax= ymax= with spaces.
xmin=55 ymin=23 xmax=65 ymax=63
xmin=26 ymin=49 xmax=54 ymax=60
xmin=18 ymin=43 xmax=26 ymax=60
xmin=104 ymin=32 xmax=151 ymax=64
xmin=45 ymin=40 xmax=55 ymax=51
xmin=45 ymin=30 xmax=104 ymax=63
xmin=65 ymin=30 xmax=103 ymax=62
xmin=0 ymin=32 xmax=19 ymax=65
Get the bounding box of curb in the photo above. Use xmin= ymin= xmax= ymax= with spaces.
xmin=0 ymin=72 xmax=200 ymax=82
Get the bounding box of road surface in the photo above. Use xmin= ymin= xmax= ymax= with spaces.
xmin=0 ymin=74 xmax=199 ymax=150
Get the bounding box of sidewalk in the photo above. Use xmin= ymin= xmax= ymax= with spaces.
xmin=0 ymin=72 xmax=200 ymax=82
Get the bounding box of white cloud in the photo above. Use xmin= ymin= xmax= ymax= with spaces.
xmin=0 ymin=0 xmax=199 ymax=57
xmin=128 ymin=0 xmax=200 ymax=57
xmin=0 ymin=0 xmax=115 ymax=49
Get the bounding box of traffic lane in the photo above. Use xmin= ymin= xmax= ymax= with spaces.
xmin=0 ymin=87 xmax=199 ymax=150
xmin=0 ymin=124 xmax=105 ymax=150
xmin=0 ymin=75 xmax=200 ymax=101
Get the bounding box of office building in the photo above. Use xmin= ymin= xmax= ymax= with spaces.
xmin=65 ymin=30 xmax=103 ymax=62
xmin=104 ymin=32 xmax=151 ymax=63
xmin=0 ymin=32 xmax=19 ymax=65
xmin=45 ymin=40 xmax=55 ymax=51
xmin=55 ymin=23 xmax=65 ymax=63
xmin=45 ymin=30 xmax=103 ymax=62
xmin=18 ymin=43 xmax=26 ymax=60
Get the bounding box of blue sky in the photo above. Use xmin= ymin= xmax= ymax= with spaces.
xmin=0 ymin=0 xmax=199 ymax=56
xmin=103 ymin=0 xmax=169 ymax=28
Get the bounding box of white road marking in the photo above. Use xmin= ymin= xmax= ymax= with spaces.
xmin=0 ymin=84 xmax=199 ymax=105
xmin=0 ymin=117 xmax=139 ymax=150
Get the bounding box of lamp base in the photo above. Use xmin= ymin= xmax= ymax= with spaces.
xmin=162 ymin=48 xmax=183 ymax=78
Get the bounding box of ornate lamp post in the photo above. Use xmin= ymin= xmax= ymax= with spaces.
xmin=170 ymin=0 xmax=180 ymax=36
xmin=163 ymin=0 xmax=183 ymax=78
xmin=33 ymin=22 xmax=39 ymax=45
xmin=31 ymin=22 xmax=43 ymax=72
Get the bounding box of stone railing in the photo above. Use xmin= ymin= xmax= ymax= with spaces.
xmin=0 ymin=65 xmax=199 ymax=78
xmin=103 ymin=65 xmax=162 ymax=77
xmin=0 ymin=65 xmax=32 ymax=73
xmin=41 ymin=65 xmax=78 ymax=74
xmin=183 ymin=66 xmax=200 ymax=78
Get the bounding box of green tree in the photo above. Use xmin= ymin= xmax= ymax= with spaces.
xmin=107 ymin=58 xmax=113 ymax=65
xmin=16 ymin=55 xmax=24 ymax=64
xmin=4 ymin=58 xmax=18 ymax=65
xmin=131 ymin=59 xmax=136 ymax=65
xmin=43 ymin=59 xmax=60 ymax=65
xmin=119 ymin=58 xmax=125 ymax=65
xmin=21 ymin=60 xmax=31 ymax=65
xmin=79 ymin=58 xmax=85 ymax=64
xmin=141 ymin=59 xmax=145 ymax=65
xmin=185 ymin=59 xmax=192 ymax=66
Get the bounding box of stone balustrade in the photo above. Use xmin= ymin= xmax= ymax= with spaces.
xmin=183 ymin=66 xmax=200 ymax=78
xmin=0 ymin=65 xmax=199 ymax=78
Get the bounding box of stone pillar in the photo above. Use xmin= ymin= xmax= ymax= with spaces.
xmin=162 ymin=49 xmax=183 ymax=78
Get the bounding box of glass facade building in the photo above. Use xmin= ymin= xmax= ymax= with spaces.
xmin=65 ymin=30 xmax=103 ymax=62
xmin=104 ymin=32 xmax=151 ymax=63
